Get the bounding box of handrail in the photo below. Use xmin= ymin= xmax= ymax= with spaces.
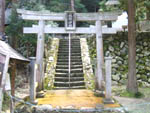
xmin=68 ymin=34 xmax=71 ymax=88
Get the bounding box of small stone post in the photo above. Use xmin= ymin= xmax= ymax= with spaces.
xmin=103 ymin=57 xmax=114 ymax=104
xmin=29 ymin=57 xmax=37 ymax=104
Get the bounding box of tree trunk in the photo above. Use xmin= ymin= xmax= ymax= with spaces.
xmin=12 ymin=0 xmax=17 ymax=3
xmin=0 ymin=0 xmax=5 ymax=34
xmin=146 ymin=9 xmax=150 ymax=20
xmin=10 ymin=60 xmax=16 ymax=96
xmin=71 ymin=0 xmax=75 ymax=11
xmin=127 ymin=0 xmax=138 ymax=93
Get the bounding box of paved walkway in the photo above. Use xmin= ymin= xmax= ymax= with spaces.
xmin=37 ymin=90 xmax=120 ymax=109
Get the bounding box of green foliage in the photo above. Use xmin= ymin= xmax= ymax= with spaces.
xmin=5 ymin=1 xmax=57 ymax=57
xmin=5 ymin=0 xmax=89 ymax=57
xmin=99 ymin=0 xmax=107 ymax=11
xmin=6 ymin=6 xmax=37 ymax=57
xmin=118 ymin=0 xmax=128 ymax=11
xmin=112 ymin=85 xmax=150 ymax=99
xmin=44 ymin=0 xmax=86 ymax=12
xmin=99 ymin=0 xmax=150 ymax=21
xmin=2 ymin=92 xmax=10 ymax=111
xmin=120 ymin=91 xmax=144 ymax=98
xmin=81 ymin=0 xmax=101 ymax=12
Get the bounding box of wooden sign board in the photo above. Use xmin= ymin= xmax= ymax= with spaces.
xmin=65 ymin=11 xmax=76 ymax=31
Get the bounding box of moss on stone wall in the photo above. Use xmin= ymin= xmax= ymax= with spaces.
xmin=44 ymin=38 xmax=59 ymax=90
xmin=88 ymin=32 xmax=150 ymax=87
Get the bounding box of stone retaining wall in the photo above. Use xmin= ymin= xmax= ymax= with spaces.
xmin=88 ymin=32 xmax=150 ymax=87
xmin=44 ymin=38 xmax=59 ymax=89
xmin=80 ymin=38 xmax=95 ymax=90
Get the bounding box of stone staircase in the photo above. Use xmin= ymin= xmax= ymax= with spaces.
xmin=54 ymin=38 xmax=85 ymax=89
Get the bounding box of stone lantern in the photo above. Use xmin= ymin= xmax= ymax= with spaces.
xmin=105 ymin=0 xmax=120 ymax=28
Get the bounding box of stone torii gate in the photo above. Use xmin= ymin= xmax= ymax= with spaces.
xmin=17 ymin=9 xmax=120 ymax=93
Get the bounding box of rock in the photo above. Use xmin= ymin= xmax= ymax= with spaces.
xmin=136 ymin=56 xmax=139 ymax=60
xmin=95 ymin=104 xmax=104 ymax=109
xmin=144 ymin=52 xmax=150 ymax=56
xmin=117 ymin=51 xmax=121 ymax=56
xmin=141 ymin=75 xmax=147 ymax=81
xmin=148 ymin=78 xmax=150 ymax=83
xmin=138 ymin=80 xmax=143 ymax=87
xmin=124 ymin=61 xmax=128 ymax=65
xmin=145 ymin=62 xmax=150 ymax=66
xmin=80 ymin=107 xmax=94 ymax=110
xmin=112 ymin=81 xmax=118 ymax=85
xmin=105 ymin=51 xmax=110 ymax=56
xmin=143 ymin=42 xmax=148 ymax=46
xmin=112 ymin=59 xmax=116 ymax=63
xmin=139 ymin=54 xmax=144 ymax=58
xmin=137 ymin=74 xmax=141 ymax=79
xmin=112 ymin=75 xmax=120 ymax=81
xmin=56 ymin=106 xmax=61 ymax=109
xmin=141 ymin=81 xmax=150 ymax=87
xmin=119 ymin=79 xmax=127 ymax=84
xmin=36 ymin=92 xmax=45 ymax=98
xmin=117 ymin=61 xmax=122 ymax=65
xmin=62 ymin=106 xmax=75 ymax=109
xmin=107 ymin=36 xmax=114 ymax=41
xmin=147 ymin=73 xmax=150 ymax=77
xmin=136 ymin=48 xmax=140 ymax=52
xmin=35 ymin=105 xmax=53 ymax=111
xmin=112 ymin=64 xmax=119 ymax=68
xmin=120 ymin=42 xmax=125 ymax=48
xmin=120 ymin=48 xmax=127 ymax=55
xmin=109 ymin=46 xmax=114 ymax=52
xmin=121 ymin=74 xmax=127 ymax=79
xmin=48 ymin=57 xmax=54 ymax=61
xmin=15 ymin=104 xmax=32 ymax=113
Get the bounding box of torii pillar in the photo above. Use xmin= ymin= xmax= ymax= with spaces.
xmin=36 ymin=20 xmax=45 ymax=91
xmin=96 ymin=20 xmax=104 ymax=90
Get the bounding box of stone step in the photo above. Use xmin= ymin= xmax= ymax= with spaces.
xmin=56 ymin=65 xmax=83 ymax=69
xmin=59 ymin=40 xmax=80 ymax=42
xmin=58 ymin=51 xmax=81 ymax=53
xmin=55 ymin=73 xmax=84 ymax=77
xmin=57 ymin=62 xmax=82 ymax=65
xmin=55 ymin=77 xmax=84 ymax=82
xmin=58 ymin=49 xmax=81 ymax=52
xmin=59 ymin=43 xmax=80 ymax=46
xmin=60 ymin=39 xmax=80 ymax=41
xmin=58 ymin=52 xmax=81 ymax=55
xmin=59 ymin=45 xmax=81 ymax=48
xmin=54 ymin=38 xmax=84 ymax=89
xmin=60 ymin=41 xmax=80 ymax=43
xmin=57 ymin=56 xmax=81 ymax=59
xmin=58 ymin=53 xmax=81 ymax=56
xmin=57 ymin=59 xmax=82 ymax=62
xmin=54 ymin=81 xmax=85 ymax=87
xmin=56 ymin=69 xmax=83 ymax=73
xmin=54 ymin=86 xmax=85 ymax=90
xmin=59 ymin=47 xmax=81 ymax=50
